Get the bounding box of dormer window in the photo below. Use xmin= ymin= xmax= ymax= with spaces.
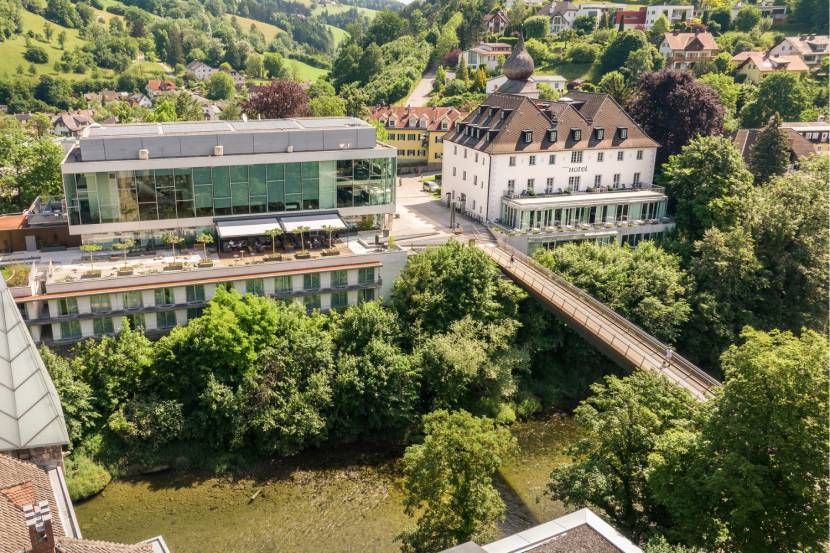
xmin=595 ymin=128 xmax=604 ymax=140
xmin=571 ymin=128 xmax=582 ymax=141
xmin=548 ymin=129 xmax=558 ymax=142
xmin=523 ymin=130 xmax=533 ymax=143
xmin=618 ymin=127 xmax=628 ymax=139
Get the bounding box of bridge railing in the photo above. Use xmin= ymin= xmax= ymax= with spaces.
xmin=486 ymin=237 xmax=720 ymax=395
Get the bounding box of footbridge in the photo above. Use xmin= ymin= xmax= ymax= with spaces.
xmin=477 ymin=240 xmax=720 ymax=401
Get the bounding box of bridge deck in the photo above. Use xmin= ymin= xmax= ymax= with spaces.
xmin=478 ymin=242 xmax=719 ymax=401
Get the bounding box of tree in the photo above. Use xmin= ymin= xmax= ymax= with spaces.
xmin=398 ymin=410 xmax=516 ymax=553
xmin=195 ymin=233 xmax=213 ymax=259
xmin=599 ymin=71 xmax=631 ymax=104
xmin=626 ymin=69 xmax=725 ymax=166
xmin=241 ymin=79 xmax=309 ymax=119
xmin=365 ymin=9 xmax=407 ymax=46
xmin=206 ymin=71 xmax=235 ymax=101
xmin=245 ymin=53 xmax=264 ymax=79
xmin=601 ymin=30 xmax=648 ymax=73
xmin=550 ymin=370 xmax=698 ymax=540
xmin=749 ymin=112 xmax=789 ymax=183
xmin=661 ymin=135 xmax=753 ymax=241
xmin=111 ymin=239 xmax=135 ymax=267
xmin=162 ymin=233 xmax=183 ymax=262
xmin=79 ymin=243 xmax=101 ymax=272
xmin=649 ymin=328 xmax=829 ymax=552
xmin=535 ymin=241 xmax=692 ymax=344
xmin=740 ymin=72 xmax=811 ymax=127
xmin=263 ymin=52 xmax=286 ymax=79
xmin=390 ymin=241 xmax=525 ymax=338
xmin=523 ymin=15 xmax=550 ymax=39
xmin=733 ymin=6 xmax=761 ymax=31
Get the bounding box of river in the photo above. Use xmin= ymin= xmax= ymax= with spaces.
xmin=74 ymin=414 xmax=581 ymax=553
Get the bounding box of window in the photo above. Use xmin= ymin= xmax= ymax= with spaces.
xmin=507 ymin=179 xmax=515 ymax=194
xmin=548 ymin=154 xmax=556 ymax=165
xmin=571 ymin=151 xmax=583 ymax=163
xmin=60 ymin=320 xmax=81 ymax=339
xmin=633 ymin=172 xmax=641 ymax=185
xmin=93 ymin=317 xmax=114 ymax=336
xmin=597 ymin=152 xmax=604 ymax=162
xmin=57 ymin=297 xmax=78 ymax=316
xmin=274 ymin=275 xmax=292 ymax=293
xmin=154 ymin=288 xmax=175 ymax=306
xmin=330 ymin=290 xmax=348 ymax=309
xmin=90 ymin=294 xmax=111 ymax=314
xmin=331 ymin=270 xmax=348 ymax=288
xmin=529 ymin=155 xmax=536 ymax=166
xmin=509 ymin=156 xmax=516 ymax=167
xmin=613 ymin=173 xmax=621 ymax=188
xmin=359 ymin=288 xmax=375 ymax=303
xmin=246 ymin=279 xmax=264 ymax=296
xmin=125 ymin=313 xmax=144 ymax=330
xmin=123 ymin=291 xmax=143 ymax=310
xmin=636 ymin=150 xmax=643 ymax=160
xmin=568 ymin=176 xmax=581 ymax=190
xmin=185 ymin=284 xmax=205 ymax=303
xmin=156 ymin=311 xmax=177 ymax=329
xmin=617 ymin=151 xmax=624 ymax=161
xmin=304 ymin=294 xmax=321 ymax=311
xmin=304 ymin=273 xmax=321 ymax=291
xmin=594 ymin=175 xmax=602 ymax=187
xmin=545 ymin=177 xmax=554 ymax=193
xmin=358 ymin=267 xmax=375 ymax=284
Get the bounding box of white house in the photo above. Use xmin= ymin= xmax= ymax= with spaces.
xmin=462 ymin=42 xmax=513 ymax=71
xmin=769 ymin=35 xmax=829 ymax=67
xmin=185 ymin=60 xmax=217 ymax=81
xmin=645 ymin=5 xmax=694 ymax=27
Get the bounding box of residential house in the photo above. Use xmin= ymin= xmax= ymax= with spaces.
xmin=659 ymin=31 xmax=719 ymax=69
xmin=486 ymin=74 xmax=567 ymax=95
xmin=645 ymin=4 xmax=694 ymax=27
xmin=483 ymin=10 xmax=509 ymax=34
xmin=51 ymin=111 xmax=96 ymax=137
xmin=185 ymin=59 xmax=217 ymax=81
xmin=145 ymin=79 xmax=177 ymax=98
xmin=462 ymin=42 xmax=513 ymax=71
xmin=768 ymin=34 xmax=829 ymax=67
xmin=614 ymin=8 xmax=646 ymax=30
xmin=781 ymin=120 xmax=830 ymax=153
xmin=732 ymin=51 xmax=809 ymax=82
xmin=730 ymin=1 xmax=787 ymax=23
xmin=442 ymin=38 xmax=671 ymax=254
xmin=439 ymin=508 xmax=643 ymax=553
xmin=370 ymin=106 xmax=466 ymax=168
xmin=733 ymin=125 xmax=818 ymax=169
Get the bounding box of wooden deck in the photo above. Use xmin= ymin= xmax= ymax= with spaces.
xmin=479 ymin=241 xmax=720 ymax=401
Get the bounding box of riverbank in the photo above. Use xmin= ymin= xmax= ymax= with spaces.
xmin=75 ymin=415 xmax=581 ymax=553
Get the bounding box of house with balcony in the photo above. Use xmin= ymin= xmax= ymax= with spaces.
xmin=442 ymin=39 xmax=673 ymax=254
xmin=9 ymin=117 xmax=406 ymax=345
xmin=369 ymin=106 xmax=466 ymax=168
xmin=768 ymin=35 xmax=829 ymax=67
xmin=659 ymin=31 xmax=719 ymax=70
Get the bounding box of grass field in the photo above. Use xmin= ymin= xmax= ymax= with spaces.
xmin=226 ymin=14 xmax=285 ymax=43
xmin=312 ymin=4 xmax=379 ymax=19
xmin=0 ymin=9 xmax=93 ymax=80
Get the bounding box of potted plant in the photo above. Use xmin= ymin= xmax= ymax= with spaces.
xmin=79 ymin=243 xmax=102 ymax=278
xmin=195 ymin=233 xmax=214 ymax=267
xmin=265 ymin=228 xmax=284 ymax=261
xmin=162 ymin=233 xmax=184 ymax=270
xmin=293 ymin=225 xmax=311 ymax=259
xmin=321 ymin=224 xmax=339 ymax=256
xmin=112 ymin=239 xmax=136 ymax=275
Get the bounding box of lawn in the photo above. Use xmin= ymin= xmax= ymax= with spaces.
xmin=0 ymin=9 xmax=92 ymax=80
xmin=226 ymin=14 xmax=285 ymax=43
xmin=312 ymin=4 xmax=379 ymax=19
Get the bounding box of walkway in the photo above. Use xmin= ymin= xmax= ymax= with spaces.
xmin=478 ymin=240 xmax=720 ymax=401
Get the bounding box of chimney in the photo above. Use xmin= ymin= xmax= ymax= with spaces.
xmin=23 ymin=501 xmax=56 ymax=553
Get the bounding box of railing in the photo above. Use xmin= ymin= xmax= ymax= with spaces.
xmin=484 ymin=238 xmax=720 ymax=399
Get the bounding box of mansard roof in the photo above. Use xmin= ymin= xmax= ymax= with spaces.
xmin=445 ymin=91 xmax=659 ymax=154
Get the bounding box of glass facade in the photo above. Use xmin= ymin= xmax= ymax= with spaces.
xmin=64 ymin=158 xmax=396 ymax=226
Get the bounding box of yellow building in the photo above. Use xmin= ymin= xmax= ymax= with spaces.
xmin=370 ymin=106 xmax=466 ymax=170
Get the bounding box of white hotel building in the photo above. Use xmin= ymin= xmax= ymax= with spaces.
xmin=442 ymin=39 xmax=674 ymax=254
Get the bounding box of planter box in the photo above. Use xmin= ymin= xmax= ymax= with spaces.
xmin=163 ymin=263 xmax=184 ymax=271
xmin=81 ymin=271 xmax=101 ymax=279
xmin=321 ymin=249 xmax=340 ymax=256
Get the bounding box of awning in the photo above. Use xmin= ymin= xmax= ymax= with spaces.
xmin=278 ymin=213 xmax=346 ymax=233
xmin=216 ymin=217 xmax=280 ymax=239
